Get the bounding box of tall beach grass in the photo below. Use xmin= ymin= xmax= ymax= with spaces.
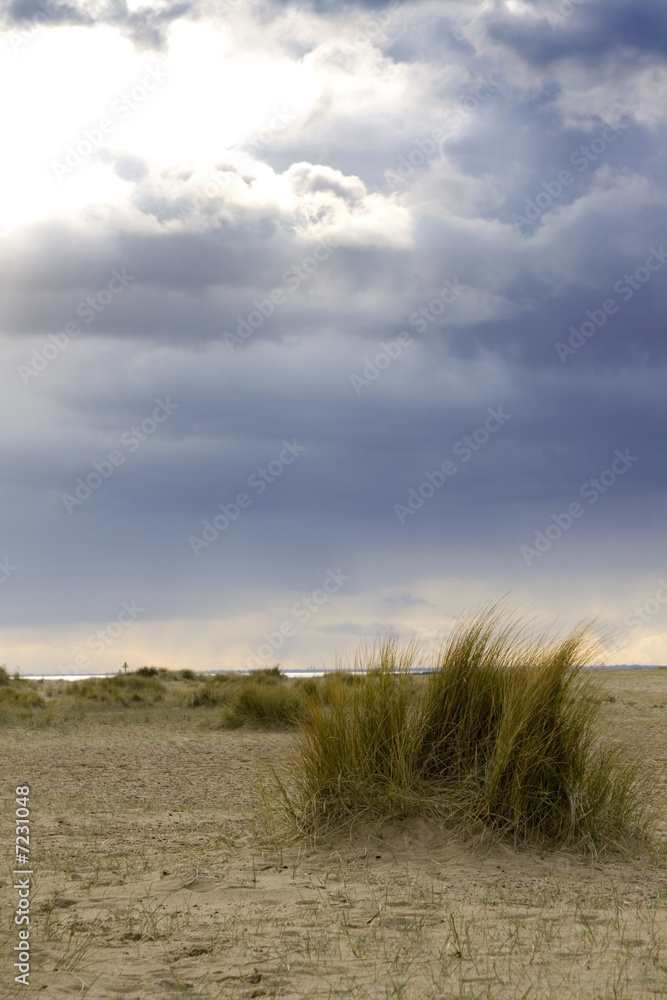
xmin=282 ymin=607 xmax=652 ymax=852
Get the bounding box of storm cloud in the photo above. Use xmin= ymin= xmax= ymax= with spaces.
xmin=1 ymin=0 xmax=665 ymax=673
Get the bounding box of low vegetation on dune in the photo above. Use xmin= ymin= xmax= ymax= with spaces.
xmin=68 ymin=673 xmax=168 ymax=703
xmin=0 ymin=663 xmax=303 ymax=727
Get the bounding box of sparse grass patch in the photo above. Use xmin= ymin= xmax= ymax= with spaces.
xmin=0 ymin=667 xmax=308 ymax=727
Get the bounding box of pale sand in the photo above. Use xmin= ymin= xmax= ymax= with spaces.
xmin=1 ymin=669 xmax=666 ymax=999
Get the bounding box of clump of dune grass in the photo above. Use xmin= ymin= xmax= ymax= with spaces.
xmin=282 ymin=606 xmax=652 ymax=852
xmin=0 ymin=686 xmax=46 ymax=708
xmin=0 ymin=684 xmax=47 ymax=722
xmin=68 ymin=673 xmax=166 ymax=704
xmin=220 ymin=679 xmax=305 ymax=729
xmin=249 ymin=665 xmax=285 ymax=684
xmin=284 ymin=636 xmax=423 ymax=832
xmin=187 ymin=674 xmax=238 ymax=707
xmin=0 ymin=665 xmax=11 ymax=686
xmin=135 ymin=666 xmax=160 ymax=677
xmin=294 ymin=670 xmax=363 ymax=707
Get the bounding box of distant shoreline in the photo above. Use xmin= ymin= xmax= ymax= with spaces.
xmin=14 ymin=664 xmax=667 ymax=682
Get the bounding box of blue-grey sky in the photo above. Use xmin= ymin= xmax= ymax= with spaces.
xmin=1 ymin=0 xmax=665 ymax=673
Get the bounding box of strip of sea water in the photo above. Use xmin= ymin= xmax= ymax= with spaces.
xmin=17 ymin=664 xmax=667 ymax=682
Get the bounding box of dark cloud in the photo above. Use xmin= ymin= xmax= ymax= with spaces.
xmin=2 ymin=0 xmax=195 ymax=49
xmin=485 ymin=0 xmax=667 ymax=66
xmin=5 ymin=0 xmax=91 ymax=27
xmin=0 ymin=0 xmax=665 ymax=668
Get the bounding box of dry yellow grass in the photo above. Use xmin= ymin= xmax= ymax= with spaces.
xmin=0 ymin=668 xmax=666 ymax=999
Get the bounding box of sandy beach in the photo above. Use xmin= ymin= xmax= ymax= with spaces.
xmin=1 ymin=668 xmax=666 ymax=999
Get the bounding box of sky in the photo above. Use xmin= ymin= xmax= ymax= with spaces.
xmin=0 ymin=0 xmax=665 ymax=675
